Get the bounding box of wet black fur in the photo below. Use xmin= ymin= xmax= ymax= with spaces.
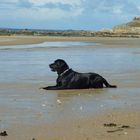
xmin=42 ymin=59 xmax=117 ymax=90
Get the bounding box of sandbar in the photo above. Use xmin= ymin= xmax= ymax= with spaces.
xmin=0 ymin=35 xmax=140 ymax=47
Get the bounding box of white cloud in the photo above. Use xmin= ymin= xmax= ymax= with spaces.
xmin=0 ymin=0 xmax=84 ymax=20
xmin=15 ymin=7 xmax=84 ymax=20
xmin=28 ymin=0 xmax=83 ymax=6
xmin=0 ymin=0 xmax=140 ymax=23
xmin=112 ymin=6 xmax=123 ymax=14
xmin=0 ymin=0 xmax=18 ymax=2
xmin=88 ymin=0 xmax=140 ymax=16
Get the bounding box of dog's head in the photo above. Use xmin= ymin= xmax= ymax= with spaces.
xmin=49 ymin=59 xmax=69 ymax=74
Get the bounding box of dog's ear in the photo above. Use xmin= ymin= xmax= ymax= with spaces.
xmin=57 ymin=61 xmax=66 ymax=67
xmin=55 ymin=59 xmax=69 ymax=69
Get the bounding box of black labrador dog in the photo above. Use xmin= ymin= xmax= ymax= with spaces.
xmin=42 ymin=59 xmax=117 ymax=90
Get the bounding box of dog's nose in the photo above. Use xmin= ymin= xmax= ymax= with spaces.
xmin=49 ymin=64 xmax=53 ymax=67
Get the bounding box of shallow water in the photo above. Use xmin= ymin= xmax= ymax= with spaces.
xmin=0 ymin=41 xmax=140 ymax=129
xmin=0 ymin=41 xmax=95 ymax=50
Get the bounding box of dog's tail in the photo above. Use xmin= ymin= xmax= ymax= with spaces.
xmin=103 ymin=78 xmax=117 ymax=88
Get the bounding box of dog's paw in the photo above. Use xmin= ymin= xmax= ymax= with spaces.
xmin=39 ymin=87 xmax=48 ymax=90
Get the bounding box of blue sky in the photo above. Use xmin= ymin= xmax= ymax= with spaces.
xmin=0 ymin=0 xmax=140 ymax=30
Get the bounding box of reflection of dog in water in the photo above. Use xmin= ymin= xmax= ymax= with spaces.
xmin=42 ymin=59 xmax=117 ymax=90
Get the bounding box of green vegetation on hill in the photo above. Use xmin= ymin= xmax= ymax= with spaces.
xmin=126 ymin=19 xmax=140 ymax=27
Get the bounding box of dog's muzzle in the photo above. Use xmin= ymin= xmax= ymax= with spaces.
xmin=49 ymin=64 xmax=56 ymax=71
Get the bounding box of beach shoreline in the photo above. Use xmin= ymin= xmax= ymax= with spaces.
xmin=0 ymin=36 xmax=140 ymax=140
xmin=0 ymin=35 xmax=140 ymax=47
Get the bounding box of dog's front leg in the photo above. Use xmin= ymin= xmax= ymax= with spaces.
xmin=41 ymin=86 xmax=57 ymax=90
xmin=41 ymin=86 xmax=65 ymax=90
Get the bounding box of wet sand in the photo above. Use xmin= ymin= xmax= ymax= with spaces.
xmin=5 ymin=108 xmax=140 ymax=140
xmin=0 ymin=36 xmax=140 ymax=140
xmin=0 ymin=35 xmax=140 ymax=47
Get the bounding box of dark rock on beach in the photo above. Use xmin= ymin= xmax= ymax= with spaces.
xmin=0 ymin=131 xmax=8 ymax=136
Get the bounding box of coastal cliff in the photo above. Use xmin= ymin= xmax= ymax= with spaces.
xmin=113 ymin=17 xmax=140 ymax=33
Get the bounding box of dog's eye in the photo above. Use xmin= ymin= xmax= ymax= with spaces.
xmin=55 ymin=62 xmax=60 ymax=65
xmin=55 ymin=61 xmax=63 ymax=67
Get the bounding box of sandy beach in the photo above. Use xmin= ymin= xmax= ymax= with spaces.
xmin=0 ymin=36 xmax=140 ymax=140
xmin=0 ymin=35 xmax=140 ymax=47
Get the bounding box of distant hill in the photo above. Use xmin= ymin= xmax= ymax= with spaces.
xmin=113 ymin=17 xmax=140 ymax=33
